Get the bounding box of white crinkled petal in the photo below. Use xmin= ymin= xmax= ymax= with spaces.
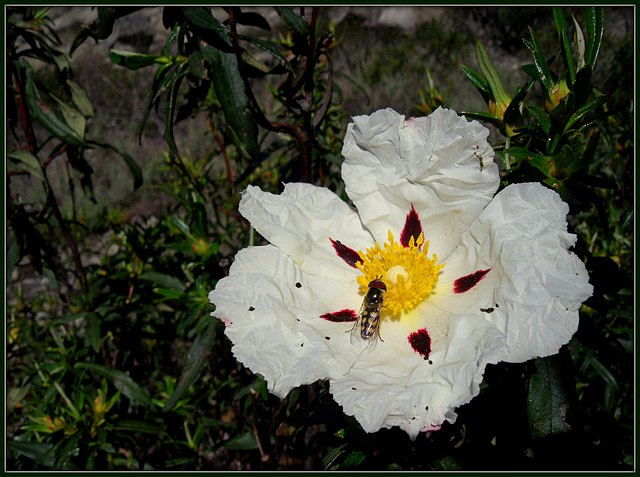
xmin=209 ymin=244 xmax=368 ymax=398
xmin=239 ymin=183 xmax=374 ymax=281
xmin=437 ymin=182 xmax=593 ymax=362
xmin=341 ymin=107 xmax=500 ymax=258
xmin=330 ymin=310 xmax=508 ymax=440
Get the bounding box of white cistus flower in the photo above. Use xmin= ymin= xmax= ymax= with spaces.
xmin=209 ymin=107 xmax=593 ymax=440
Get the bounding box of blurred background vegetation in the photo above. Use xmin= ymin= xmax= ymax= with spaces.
xmin=6 ymin=6 xmax=634 ymax=471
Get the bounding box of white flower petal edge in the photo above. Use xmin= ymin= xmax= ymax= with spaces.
xmin=209 ymin=244 xmax=364 ymax=398
xmin=341 ymin=107 xmax=500 ymax=259
xmin=330 ymin=311 xmax=508 ymax=440
xmin=438 ymin=182 xmax=593 ymax=362
xmin=239 ymin=183 xmax=374 ymax=281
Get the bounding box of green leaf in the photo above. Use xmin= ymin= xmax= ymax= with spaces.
xmin=23 ymin=63 xmax=89 ymax=148
xmin=109 ymin=49 xmax=170 ymax=70
xmin=553 ymin=7 xmax=575 ymax=86
xmin=162 ymin=65 xmax=187 ymax=157
xmin=274 ymin=7 xmax=310 ymax=37
xmin=564 ymin=93 xmax=607 ymax=132
xmin=7 ymin=149 xmax=46 ymax=182
xmin=584 ymin=7 xmax=604 ymax=68
xmin=115 ymin=420 xmax=163 ymax=434
xmin=475 ymin=40 xmax=511 ymax=106
xmin=527 ymin=352 xmax=575 ymax=441
xmin=429 ymin=455 xmax=464 ymax=471
xmin=163 ymin=319 xmax=215 ymax=411
xmin=67 ymin=80 xmax=95 ymax=117
xmin=223 ymin=431 xmax=259 ymax=451
xmin=523 ymin=29 xmax=553 ymax=92
xmin=321 ymin=443 xmax=348 ymax=469
xmin=75 ymin=362 xmax=152 ymax=407
xmin=526 ymin=105 xmax=552 ymax=136
xmin=505 ymin=147 xmax=551 ymax=176
xmin=461 ymin=64 xmax=490 ymax=104
xmin=200 ymin=43 xmax=259 ymax=159
xmin=53 ymin=382 xmax=81 ymax=421
xmin=238 ymin=36 xmax=294 ymax=73
xmin=7 ymin=440 xmax=56 ymax=468
xmin=138 ymin=62 xmax=180 ymax=145
xmin=339 ymin=451 xmax=366 ymax=470
xmin=182 ymin=6 xmax=229 ymax=36
xmin=49 ymin=91 xmax=86 ymax=138
xmin=572 ymin=15 xmax=586 ymax=70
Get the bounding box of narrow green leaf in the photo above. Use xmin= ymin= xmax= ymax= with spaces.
xmin=585 ymin=7 xmax=604 ymax=68
xmin=572 ymin=15 xmax=586 ymax=70
xmin=200 ymin=43 xmax=259 ymax=159
xmin=475 ymin=40 xmax=510 ymax=105
xmin=564 ymin=94 xmax=607 ymax=132
xmin=49 ymin=92 xmax=86 ymax=138
xmin=182 ymin=6 xmax=228 ymax=35
xmin=7 ymin=440 xmax=56 ymax=468
xmin=168 ymin=216 xmax=191 ymax=236
xmin=115 ymin=420 xmax=163 ymax=434
xmin=429 ymin=455 xmax=464 ymax=471
xmin=75 ymin=362 xmax=152 ymax=407
xmin=7 ymin=149 xmax=46 ymax=182
xmin=526 ymin=105 xmax=552 ymax=136
xmin=527 ymin=352 xmax=575 ymax=441
xmin=163 ymin=65 xmax=187 ymax=157
xmin=153 ymin=288 xmax=183 ymax=300
xmin=23 ymin=64 xmax=89 ymax=148
xmin=138 ymin=63 xmax=178 ymax=144
xmin=109 ymin=49 xmax=169 ymax=70
xmin=274 ymin=7 xmax=310 ymax=37
xmin=589 ymin=357 xmax=619 ymax=391
xmin=163 ymin=319 xmax=215 ymax=411
xmin=53 ymin=382 xmax=81 ymax=421
xmin=553 ymin=7 xmax=575 ymax=86
xmin=340 ymin=451 xmax=366 ymax=470
xmin=67 ymin=80 xmax=94 ymax=117
xmin=505 ymin=147 xmax=551 ymax=176
xmin=238 ymin=36 xmax=294 ymax=73
xmin=461 ymin=64 xmax=490 ymax=104
xmin=322 ymin=443 xmax=348 ymax=469
xmin=523 ymin=30 xmax=553 ymax=91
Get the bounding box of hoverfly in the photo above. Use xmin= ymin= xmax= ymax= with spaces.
xmin=351 ymin=278 xmax=386 ymax=348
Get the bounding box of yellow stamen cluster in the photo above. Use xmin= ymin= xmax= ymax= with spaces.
xmin=357 ymin=231 xmax=444 ymax=316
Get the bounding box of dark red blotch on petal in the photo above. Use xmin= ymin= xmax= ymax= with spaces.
xmin=400 ymin=205 xmax=423 ymax=248
xmin=330 ymin=238 xmax=363 ymax=268
xmin=408 ymin=328 xmax=432 ymax=359
xmin=454 ymin=269 xmax=491 ymax=294
xmin=320 ymin=309 xmax=358 ymax=322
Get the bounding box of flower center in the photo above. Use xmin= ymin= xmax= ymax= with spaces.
xmin=357 ymin=230 xmax=444 ymax=316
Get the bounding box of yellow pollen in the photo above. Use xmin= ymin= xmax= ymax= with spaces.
xmin=357 ymin=230 xmax=444 ymax=316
